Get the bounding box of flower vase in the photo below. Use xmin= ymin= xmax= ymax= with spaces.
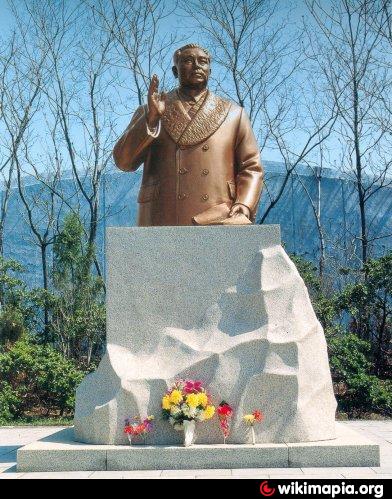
xmin=251 ymin=426 xmax=256 ymax=445
xmin=127 ymin=434 xmax=133 ymax=445
xmin=183 ymin=420 xmax=196 ymax=447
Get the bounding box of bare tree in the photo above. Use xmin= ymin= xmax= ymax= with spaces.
xmin=305 ymin=0 xmax=392 ymax=268
xmin=14 ymin=141 xmax=62 ymax=335
xmin=0 ymin=19 xmax=53 ymax=311
xmin=295 ymin=150 xmax=328 ymax=279
xmin=364 ymin=0 xmax=392 ymax=46
xmin=179 ymin=0 xmax=337 ymax=224
xmin=18 ymin=0 xmax=180 ymax=280
xmin=11 ymin=0 xmax=118 ymax=281
xmin=0 ymin=37 xmax=17 ymax=261
xmin=92 ymin=0 xmax=181 ymax=107
xmin=0 ymin=33 xmax=45 ymax=260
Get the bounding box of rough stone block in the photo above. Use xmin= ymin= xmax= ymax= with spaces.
xmin=74 ymin=226 xmax=337 ymax=446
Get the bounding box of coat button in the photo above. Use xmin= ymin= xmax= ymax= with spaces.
xmin=202 ymin=169 xmax=209 ymax=176
xmin=179 ymin=168 xmax=188 ymax=174
xmin=178 ymin=193 xmax=187 ymax=200
xmin=202 ymin=144 xmax=209 ymax=151
xmin=201 ymin=194 xmax=209 ymax=201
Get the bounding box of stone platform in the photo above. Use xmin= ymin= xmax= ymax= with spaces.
xmin=17 ymin=424 xmax=379 ymax=472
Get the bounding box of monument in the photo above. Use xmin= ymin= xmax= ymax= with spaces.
xmin=17 ymin=44 xmax=380 ymax=472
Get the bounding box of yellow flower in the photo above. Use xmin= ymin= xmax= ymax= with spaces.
xmin=186 ymin=393 xmax=200 ymax=408
xmin=169 ymin=389 xmax=183 ymax=405
xmin=162 ymin=395 xmax=171 ymax=410
xmin=203 ymin=405 xmax=215 ymax=420
xmin=197 ymin=392 xmax=208 ymax=408
xmin=243 ymin=414 xmax=255 ymax=424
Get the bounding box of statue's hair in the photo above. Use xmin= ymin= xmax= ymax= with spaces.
xmin=173 ymin=44 xmax=211 ymax=65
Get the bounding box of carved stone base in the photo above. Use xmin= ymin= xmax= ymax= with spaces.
xmin=74 ymin=226 xmax=337 ymax=445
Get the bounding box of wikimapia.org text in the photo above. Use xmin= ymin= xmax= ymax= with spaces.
xmin=259 ymin=480 xmax=384 ymax=498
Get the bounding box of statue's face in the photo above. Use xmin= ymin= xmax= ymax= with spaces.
xmin=173 ymin=48 xmax=211 ymax=88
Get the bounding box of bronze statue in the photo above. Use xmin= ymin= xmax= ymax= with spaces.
xmin=113 ymin=44 xmax=264 ymax=226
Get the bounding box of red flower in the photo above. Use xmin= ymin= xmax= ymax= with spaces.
xmin=124 ymin=423 xmax=147 ymax=436
xmin=218 ymin=404 xmax=233 ymax=417
xmin=252 ymin=410 xmax=263 ymax=422
xmin=136 ymin=424 xmax=146 ymax=435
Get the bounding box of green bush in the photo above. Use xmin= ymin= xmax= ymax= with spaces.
xmin=49 ymin=213 xmax=106 ymax=366
xmin=0 ymin=381 xmax=22 ymax=424
xmin=0 ymin=306 xmax=26 ymax=345
xmin=0 ymin=257 xmax=42 ymax=346
xmin=291 ymin=255 xmax=337 ymax=329
xmin=292 ymin=253 xmax=392 ymax=417
xmin=328 ymin=332 xmax=392 ymax=416
xmin=0 ymin=339 xmax=85 ymax=421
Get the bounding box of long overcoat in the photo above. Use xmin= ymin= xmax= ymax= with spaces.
xmin=113 ymin=89 xmax=264 ymax=226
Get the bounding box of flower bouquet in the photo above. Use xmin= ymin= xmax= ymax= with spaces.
xmin=243 ymin=410 xmax=263 ymax=445
xmin=124 ymin=415 xmax=154 ymax=444
xmin=162 ymin=379 xmax=215 ymax=446
xmin=217 ymin=401 xmax=233 ymax=444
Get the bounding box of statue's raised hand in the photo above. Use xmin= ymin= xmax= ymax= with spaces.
xmin=147 ymin=74 xmax=166 ymax=129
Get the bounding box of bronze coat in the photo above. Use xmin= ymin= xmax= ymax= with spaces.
xmin=113 ymin=90 xmax=264 ymax=226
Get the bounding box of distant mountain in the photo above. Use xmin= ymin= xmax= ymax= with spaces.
xmin=3 ymin=161 xmax=391 ymax=288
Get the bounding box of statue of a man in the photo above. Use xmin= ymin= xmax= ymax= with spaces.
xmin=113 ymin=44 xmax=264 ymax=226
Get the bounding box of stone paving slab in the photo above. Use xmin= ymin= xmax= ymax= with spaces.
xmin=230 ymin=467 xmax=304 ymax=476
xmin=0 ymin=464 xmax=17 ymax=472
xmin=19 ymin=471 xmax=94 ymax=479
xmin=372 ymin=467 xmax=392 ymax=474
xmin=299 ymin=467 xmax=376 ymax=475
xmin=89 ymin=471 xmax=167 ymax=480
xmin=161 ymin=468 xmax=232 ymax=476
xmin=0 ymin=473 xmax=25 ymax=479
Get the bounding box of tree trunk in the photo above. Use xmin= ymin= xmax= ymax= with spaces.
xmin=41 ymin=244 xmax=50 ymax=341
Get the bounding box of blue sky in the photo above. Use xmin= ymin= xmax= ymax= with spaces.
xmin=1 ymin=0 xmax=383 ymax=174
xmin=1 ymin=0 xmax=312 ymax=167
xmin=0 ymin=0 xmax=12 ymax=31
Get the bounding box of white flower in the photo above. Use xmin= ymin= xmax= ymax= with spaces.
xmin=196 ymin=408 xmax=205 ymax=421
xmin=188 ymin=407 xmax=198 ymax=419
xmin=181 ymin=405 xmax=191 ymax=417
xmin=170 ymin=405 xmax=181 ymax=416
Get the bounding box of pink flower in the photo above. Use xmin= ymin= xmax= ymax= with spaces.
xmin=184 ymin=380 xmax=203 ymax=394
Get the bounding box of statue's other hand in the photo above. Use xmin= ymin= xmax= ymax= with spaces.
xmin=229 ymin=203 xmax=251 ymax=219
xmin=147 ymin=74 xmax=166 ymax=128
